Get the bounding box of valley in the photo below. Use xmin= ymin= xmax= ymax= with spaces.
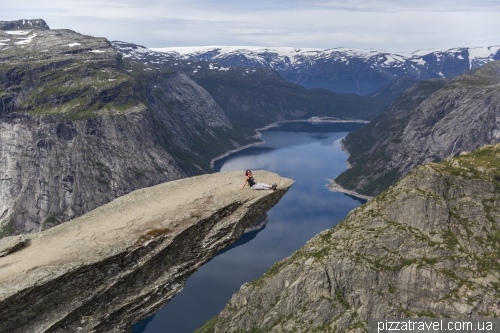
xmin=2 ymin=17 xmax=500 ymax=333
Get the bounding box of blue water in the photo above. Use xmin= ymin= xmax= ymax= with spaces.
xmin=133 ymin=122 xmax=365 ymax=333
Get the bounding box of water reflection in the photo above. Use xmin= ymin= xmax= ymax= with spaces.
xmin=212 ymin=214 xmax=268 ymax=260
xmin=133 ymin=122 xmax=365 ymax=333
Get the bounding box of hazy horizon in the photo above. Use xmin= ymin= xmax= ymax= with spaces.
xmin=4 ymin=1 xmax=500 ymax=53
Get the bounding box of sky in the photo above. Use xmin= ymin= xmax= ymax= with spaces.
xmin=3 ymin=0 xmax=500 ymax=53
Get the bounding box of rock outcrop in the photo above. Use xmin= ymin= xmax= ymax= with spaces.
xmin=0 ymin=19 xmax=49 ymax=31
xmin=0 ymin=170 xmax=293 ymax=333
xmin=335 ymin=60 xmax=500 ymax=197
xmin=199 ymin=144 xmax=500 ymax=333
xmin=0 ymin=21 xmax=254 ymax=235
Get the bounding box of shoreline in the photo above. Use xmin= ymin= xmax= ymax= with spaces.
xmin=327 ymin=137 xmax=373 ymax=200
xmin=340 ymin=140 xmax=352 ymax=168
xmin=210 ymin=117 xmax=368 ymax=169
xmin=326 ymin=179 xmax=373 ymax=201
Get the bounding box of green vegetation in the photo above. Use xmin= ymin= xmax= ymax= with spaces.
xmin=44 ymin=215 xmax=58 ymax=224
xmin=194 ymin=316 xmax=218 ymax=333
xmin=2 ymin=55 xmax=141 ymax=119
xmin=0 ymin=216 xmax=15 ymax=238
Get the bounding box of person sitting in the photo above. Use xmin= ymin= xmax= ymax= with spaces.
xmin=240 ymin=169 xmax=277 ymax=190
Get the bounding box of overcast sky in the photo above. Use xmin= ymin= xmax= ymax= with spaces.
xmin=4 ymin=0 xmax=500 ymax=52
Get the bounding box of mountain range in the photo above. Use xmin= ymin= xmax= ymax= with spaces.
xmin=116 ymin=43 xmax=500 ymax=95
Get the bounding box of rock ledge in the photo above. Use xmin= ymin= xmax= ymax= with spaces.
xmin=0 ymin=170 xmax=293 ymax=333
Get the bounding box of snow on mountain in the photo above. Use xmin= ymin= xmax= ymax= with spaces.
xmin=151 ymin=45 xmax=500 ymax=71
xmin=113 ymin=41 xmax=500 ymax=95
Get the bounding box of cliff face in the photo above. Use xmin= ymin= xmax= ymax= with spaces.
xmin=335 ymin=60 xmax=500 ymax=197
xmin=200 ymin=144 xmax=500 ymax=333
xmin=0 ymin=20 xmax=253 ymax=236
xmin=0 ymin=170 xmax=294 ymax=333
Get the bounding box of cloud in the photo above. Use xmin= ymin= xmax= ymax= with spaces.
xmin=3 ymin=1 xmax=500 ymax=52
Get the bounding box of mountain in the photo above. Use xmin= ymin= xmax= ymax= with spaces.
xmin=367 ymin=76 xmax=418 ymax=105
xmin=0 ymin=20 xmax=255 ymax=236
xmin=148 ymin=45 xmax=500 ymax=95
xmin=334 ymin=60 xmax=500 ymax=197
xmin=197 ymin=143 xmax=500 ymax=333
xmin=112 ymin=41 xmax=389 ymax=128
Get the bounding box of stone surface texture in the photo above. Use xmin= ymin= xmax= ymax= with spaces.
xmin=0 ymin=235 xmax=25 ymax=256
xmin=204 ymin=144 xmax=500 ymax=333
xmin=0 ymin=170 xmax=293 ymax=333
xmin=336 ymin=60 xmax=500 ymax=196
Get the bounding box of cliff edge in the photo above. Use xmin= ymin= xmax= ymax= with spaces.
xmin=0 ymin=170 xmax=293 ymax=333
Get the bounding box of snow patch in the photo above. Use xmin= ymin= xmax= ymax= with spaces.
xmin=89 ymin=50 xmax=105 ymax=53
xmin=14 ymin=33 xmax=36 ymax=45
xmin=67 ymin=43 xmax=81 ymax=47
xmin=410 ymin=58 xmax=426 ymax=66
xmin=5 ymin=30 xmax=30 ymax=35
xmin=468 ymin=46 xmax=500 ymax=69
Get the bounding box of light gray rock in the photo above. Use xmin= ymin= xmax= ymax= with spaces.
xmin=0 ymin=170 xmax=294 ymax=333
xmin=0 ymin=235 xmax=25 ymax=256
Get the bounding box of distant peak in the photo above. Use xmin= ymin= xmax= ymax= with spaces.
xmin=0 ymin=19 xmax=50 ymax=31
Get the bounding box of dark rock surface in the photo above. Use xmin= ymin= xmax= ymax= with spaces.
xmin=200 ymin=144 xmax=500 ymax=333
xmin=367 ymin=76 xmax=418 ymax=105
xmin=0 ymin=171 xmax=294 ymax=333
xmin=335 ymin=60 xmax=500 ymax=196
xmin=0 ymin=19 xmax=49 ymax=31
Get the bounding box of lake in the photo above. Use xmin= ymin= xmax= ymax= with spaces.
xmin=133 ymin=122 xmax=366 ymax=333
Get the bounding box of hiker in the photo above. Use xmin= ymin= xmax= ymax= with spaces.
xmin=240 ymin=169 xmax=277 ymax=190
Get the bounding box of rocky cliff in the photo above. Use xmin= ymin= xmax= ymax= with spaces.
xmin=0 ymin=20 xmax=254 ymax=236
xmin=335 ymin=60 xmax=500 ymax=197
xmin=0 ymin=170 xmax=293 ymax=333
xmin=198 ymin=144 xmax=500 ymax=333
